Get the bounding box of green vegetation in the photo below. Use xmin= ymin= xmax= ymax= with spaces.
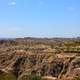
xmin=20 ymin=75 xmax=41 ymax=80
xmin=74 ymin=76 xmax=80 ymax=80
xmin=0 ymin=72 xmax=16 ymax=80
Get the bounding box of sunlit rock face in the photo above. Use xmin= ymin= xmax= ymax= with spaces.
xmin=0 ymin=38 xmax=80 ymax=80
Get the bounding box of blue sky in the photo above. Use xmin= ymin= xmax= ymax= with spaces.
xmin=0 ymin=0 xmax=80 ymax=38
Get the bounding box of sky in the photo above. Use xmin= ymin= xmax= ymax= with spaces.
xmin=0 ymin=0 xmax=80 ymax=38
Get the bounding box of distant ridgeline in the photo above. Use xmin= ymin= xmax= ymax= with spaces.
xmin=0 ymin=37 xmax=80 ymax=54
xmin=63 ymin=40 xmax=80 ymax=53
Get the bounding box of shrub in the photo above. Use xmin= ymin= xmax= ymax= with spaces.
xmin=20 ymin=75 xmax=41 ymax=80
xmin=74 ymin=76 xmax=80 ymax=80
xmin=0 ymin=72 xmax=16 ymax=80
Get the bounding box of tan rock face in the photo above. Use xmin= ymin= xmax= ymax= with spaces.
xmin=0 ymin=38 xmax=80 ymax=80
xmin=42 ymin=76 xmax=57 ymax=80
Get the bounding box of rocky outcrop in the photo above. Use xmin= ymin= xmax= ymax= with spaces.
xmin=0 ymin=50 xmax=80 ymax=80
xmin=0 ymin=38 xmax=80 ymax=80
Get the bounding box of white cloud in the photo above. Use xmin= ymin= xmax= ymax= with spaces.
xmin=66 ymin=6 xmax=78 ymax=17
xmin=0 ymin=26 xmax=24 ymax=38
xmin=39 ymin=0 xmax=44 ymax=5
xmin=67 ymin=6 xmax=75 ymax=11
xmin=8 ymin=1 xmax=16 ymax=6
xmin=11 ymin=1 xmax=16 ymax=5
xmin=40 ymin=1 xmax=44 ymax=5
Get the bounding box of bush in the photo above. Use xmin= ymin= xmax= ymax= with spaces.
xmin=0 ymin=72 xmax=16 ymax=80
xmin=20 ymin=75 xmax=41 ymax=80
xmin=74 ymin=76 xmax=80 ymax=80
